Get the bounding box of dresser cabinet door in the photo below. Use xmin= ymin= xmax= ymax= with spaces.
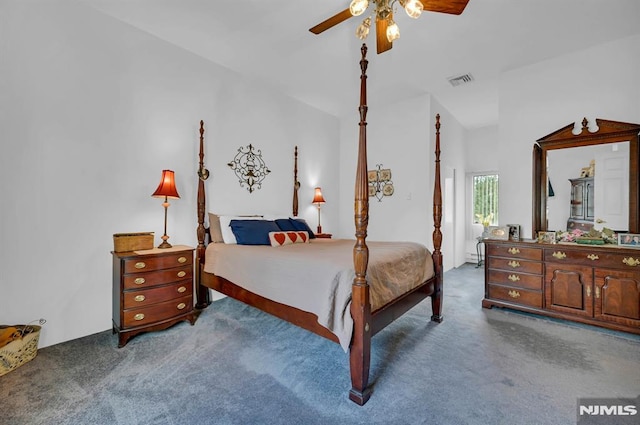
xmin=594 ymin=268 xmax=640 ymax=328
xmin=545 ymin=263 xmax=593 ymax=317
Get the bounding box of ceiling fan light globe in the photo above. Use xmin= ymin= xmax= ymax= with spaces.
xmin=349 ymin=0 xmax=369 ymax=17
xmin=386 ymin=20 xmax=400 ymax=42
xmin=404 ymin=0 xmax=423 ymax=18
xmin=355 ymin=17 xmax=371 ymax=40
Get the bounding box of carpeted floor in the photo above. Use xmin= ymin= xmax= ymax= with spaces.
xmin=2 ymin=263 xmax=639 ymax=425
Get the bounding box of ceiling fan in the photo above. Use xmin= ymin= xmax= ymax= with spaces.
xmin=310 ymin=0 xmax=470 ymax=54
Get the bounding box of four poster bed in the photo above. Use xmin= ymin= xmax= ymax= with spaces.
xmin=194 ymin=44 xmax=443 ymax=405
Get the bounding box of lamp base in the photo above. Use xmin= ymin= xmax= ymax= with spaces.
xmin=317 ymin=225 xmax=322 ymax=234
xmin=157 ymin=234 xmax=172 ymax=249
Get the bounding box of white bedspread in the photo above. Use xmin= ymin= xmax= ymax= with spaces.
xmin=204 ymin=239 xmax=434 ymax=351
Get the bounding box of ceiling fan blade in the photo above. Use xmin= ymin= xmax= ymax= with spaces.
xmin=419 ymin=0 xmax=470 ymax=15
xmin=376 ymin=16 xmax=392 ymax=54
xmin=309 ymin=8 xmax=353 ymax=34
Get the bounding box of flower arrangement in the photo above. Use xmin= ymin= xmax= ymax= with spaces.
xmin=556 ymin=227 xmax=617 ymax=244
xmin=475 ymin=213 xmax=493 ymax=228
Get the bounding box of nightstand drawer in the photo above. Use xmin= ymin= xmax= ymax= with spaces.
xmin=488 ymin=284 xmax=542 ymax=308
xmin=123 ymin=252 xmax=192 ymax=274
xmin=488 ymin=257 xmax=543 ymax=275
xmin=123 ymin=295 xmax=192 ymax=327
xmin=123 ymin=266 xmax=193 ymax=289
xmin=488 ymin=270 xmax=543 ymax=290
xmin=123 ymin=281 xmax=193 ymax=309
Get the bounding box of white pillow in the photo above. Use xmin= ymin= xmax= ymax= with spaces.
xmin=219 ymin=215 xmax=263 ymax=244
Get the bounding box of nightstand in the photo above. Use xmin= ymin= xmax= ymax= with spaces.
xmin=112 ymin=245 xmax=196 ymax=347
xmin=315 ymin=233 xmax=332 ymax=239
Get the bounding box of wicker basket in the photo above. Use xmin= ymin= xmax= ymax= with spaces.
xmin=0 ymin=325 xmax=41 ymax=377
xmin=113 ymin=232 xmax=154 ymax=252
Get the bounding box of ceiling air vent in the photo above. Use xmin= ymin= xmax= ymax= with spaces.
xmin=448 ymin=73 xmax=474 ymax=87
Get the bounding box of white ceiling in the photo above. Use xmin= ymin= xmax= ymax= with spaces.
xmin=83 ymin=0 xmax=640 ymax=129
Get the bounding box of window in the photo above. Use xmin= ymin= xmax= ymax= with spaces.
xmin=472 ymin=174 xmax=499 ymax=226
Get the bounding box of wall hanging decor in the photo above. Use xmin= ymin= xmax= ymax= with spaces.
xmin=368 ymin=164 xmax=394 ymax=201
xmin=227 ymin=143 xmax=271 ymax=193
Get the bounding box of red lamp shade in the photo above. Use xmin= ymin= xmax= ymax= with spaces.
xmin=152 ymin=170 xmax=180 ymax=199
xmin=312 ymin=187 xmax=326 ymax=204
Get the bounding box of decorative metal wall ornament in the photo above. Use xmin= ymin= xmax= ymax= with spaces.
xmin=368 ymin=164 xmax=394 ymax=202
xmin=227 ymin=143 xmax=271 ymax=193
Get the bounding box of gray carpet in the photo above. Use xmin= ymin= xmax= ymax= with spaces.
xmin=2 ymin=263 xmax=639 ymax=425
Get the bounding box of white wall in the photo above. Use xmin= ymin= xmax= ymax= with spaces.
xmin=0 ymin=1 xmax=339 ymax=348
xmin=498 ymin=34 xmax=640 ymax=239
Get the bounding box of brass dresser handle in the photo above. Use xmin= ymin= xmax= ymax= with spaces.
xmin=508 ymin=248 xmax=520 ymax=255
xmin=134 ymin=295 xmax=146 ymax=302
xmin=508 ymin=274 xmax=520 ymax=282
xmin=178 ymin=256 xmax=187 ymax=264
xmin=623 ymin=257 xmax=640 ymax=267
xmin=587 ymin=254 xmax=599 ymax=261
xmin=134 ymin=313 xmax=145 ymax=321
xmin=177 ymin=303 xmax=186 ymax=310
xmin=134 ymin=277 xmax=145 ymax=285
xmin=177 ymin=271 xmax=186 ymax=278
xmin=552 ymin=251 xmax=566 ymax=259
xmin=586 ymin=286 xmax=591 ymax=297
xmin=508 ymin=290 xmax=521 ymax=298
xmin=508 ymin=260 xmax=520 ymax=268
xmin=135 ymin=262 xmax=146 ymax=269
xmin=177 ymin=286 xmax=187 ymax=293
xmin=595 ymin=286 xmax=600 ymax=299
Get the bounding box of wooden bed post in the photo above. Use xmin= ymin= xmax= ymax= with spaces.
xmin=431 ymin=114 xmax=444 ymax=322
xmin=196 ymin=120 xmax=211 ymax=309
xmin=349 ymin=43 xmax=372 ymax=406
xmin=293 ymin=146 xmax=300 ymax=217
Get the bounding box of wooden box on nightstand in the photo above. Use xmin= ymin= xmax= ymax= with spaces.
xmin=112 ymin=245 xmax=196 ymax=347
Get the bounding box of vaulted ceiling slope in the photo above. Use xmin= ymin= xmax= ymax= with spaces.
xmin=83 ymin=0 xmax=640 ymax=129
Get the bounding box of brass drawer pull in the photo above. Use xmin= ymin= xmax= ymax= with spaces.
xmin=595 ymin=286 xmax=600 ymax=299
xmin=552 ymin=251 xmax=566 ymax=260
xmin=507 ymin=260 xmax=520 ymax=268
xmin=134 ymin=277 xmax=146 ymax=285
xmin=177 ymin=271 xmax=186 ymax=278
xmin=178 ymin=286 xmax=187 ymax=293
xmin=508 ymin=248 xmax=520 ymax=255
xmin=508 ymin=274 xmax=520 ymax=282
xmin=508 ymin=290 xmax=520 ymax=298
xmin=134 ymin=295 xmax=146 ymax=302
xmin=177 ymin=303 xmax=186 ymax=310
xmin=587 ymin=254 xmax=599 ymax=261
xmin=135 ymin=262 xmax=146 ymax=269
xmin=623 ymin=257 xmax=640 ymax=267
xmin=178 ymin=256 xmax=187 ymax=264
xmin=134 ymin=313 xmax=145 ymax=321
xmin=586 ymin=286 xmax=591 ymax=297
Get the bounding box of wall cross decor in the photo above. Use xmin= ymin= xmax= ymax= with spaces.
xmin=368 ymin=164 xmax=394 ymax=202
xmin=227 ymin=143 xmax=271 ymax=193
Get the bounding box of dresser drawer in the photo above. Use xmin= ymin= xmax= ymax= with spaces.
xmin=123 ymin=252 xmax=192 ymax=274
xmin=544 ymin=247 xmax=640 ymax=269
xmin=488 ymin=284 xmax=542 ymax=308
xmin=487 ymin=244 xmax=542 ymax=261
xmin=123 ymin=266 xmax=193 ymax=289
xmin=488 ymin=270 xmax=543 ymax=290
xmin=123 ymin=281 xmax=193 ymax=309
xmin=123 ymin=295 xmax=192 ymax=327
xmin=488 ymin=257 xmax=543 ymax=275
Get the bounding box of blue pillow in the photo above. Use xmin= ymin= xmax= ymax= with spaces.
xmin=275 ymin=218 xmax=297 ymax=231
xmin=229 ymin=220 xmax=281 ymax=245
xmin=288 ymin=218 xmax=316 ymax=239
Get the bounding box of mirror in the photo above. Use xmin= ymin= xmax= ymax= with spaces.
xmin=532 ymin=118 xmax=640 ymax=238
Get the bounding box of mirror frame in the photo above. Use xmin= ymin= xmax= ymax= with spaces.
xmin=532 ymin=117 xmax=640 ymax=238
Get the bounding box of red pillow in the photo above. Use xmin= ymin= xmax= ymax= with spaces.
xmin=268 ymin=231 xmax=309 ymax=246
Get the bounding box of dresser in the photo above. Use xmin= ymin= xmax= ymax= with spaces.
xmin=483 ymin=240 xmax=640 ymax=335
xmin=112 ymin=245 xmax=196 ymax=347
